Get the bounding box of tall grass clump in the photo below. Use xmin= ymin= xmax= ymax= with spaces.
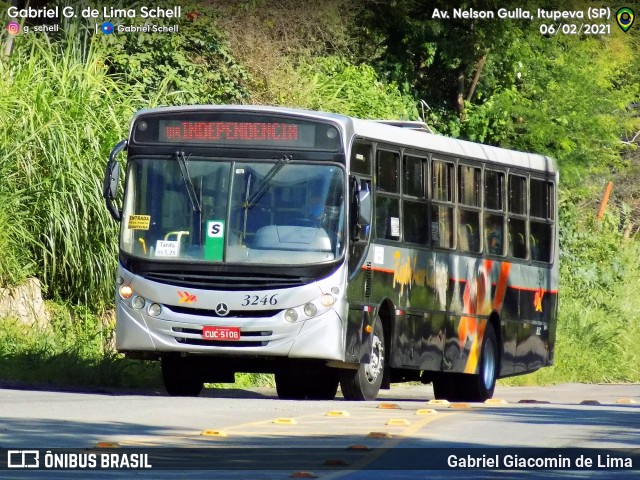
xmin=0 ymin=26 xmax=140 ymax=306
xmin=0 ymin=188 xmax=37 ymax=286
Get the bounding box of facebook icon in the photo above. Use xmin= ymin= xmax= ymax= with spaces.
xmin=101 ymin=22 xmax=114 ymax=34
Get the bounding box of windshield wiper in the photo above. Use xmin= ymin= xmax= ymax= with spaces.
xmin=243 ymin=155 xmax=291 ymax=209
xmin=175 ymin=151 xmax=201 ymax=213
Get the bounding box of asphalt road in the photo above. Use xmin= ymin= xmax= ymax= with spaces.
xmin=0 ymin=383 xmax=638 ymax=479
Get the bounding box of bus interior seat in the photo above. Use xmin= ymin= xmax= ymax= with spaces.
xmin=530 ymin=234 xmax=539 ymax=260
xmin=458 ymin=224 xmax=470 ymax=251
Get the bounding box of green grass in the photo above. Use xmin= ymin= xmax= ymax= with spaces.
xmin=0 ymin=303 xmax=161 ymax=389
xmin=0 ymin=302 xmax=274 ymax=391
xmin=1 ymin=10 xmax=638 ymax=391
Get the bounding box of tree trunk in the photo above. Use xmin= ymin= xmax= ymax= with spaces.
xmin=466 ymin=51 xmax=489 ymax=102
xmin=456 ymin=73 xmax=465 ymax=119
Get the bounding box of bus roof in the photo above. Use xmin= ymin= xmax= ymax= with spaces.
xmin=132 ymin=105 xmax=557 ymax=174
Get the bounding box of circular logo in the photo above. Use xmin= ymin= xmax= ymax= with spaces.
xmin=215 ymin=303 xmax=230 ymax=316
xmin=101 ymin=22 xmax=114 ymax=35
xmin=7 ymin=22 xmax=20 ymax=36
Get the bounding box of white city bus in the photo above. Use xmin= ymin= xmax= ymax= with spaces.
xmin=104 ymin=105 xmax=558 ymax=401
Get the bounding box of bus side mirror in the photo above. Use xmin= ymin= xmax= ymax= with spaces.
xmin=105 ymin=161 xmax=120 ymax=200
xmin=103 ymin=140 xmax=127 ymax=222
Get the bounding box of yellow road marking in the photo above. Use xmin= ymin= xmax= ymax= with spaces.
xmin=326 ymin=410 xmax=351 ymax=417
xmin=200 ymin=430 xmax=228 ymax=437
xmin=484 ymin=398 xmax=508 ymax=405
xmin=273 ymin=418 xmax=297 ymax=425
xmin=415 ymin=409 xmax=438 ymax=415
xmin=386 ymin=419 xmax=411 ymax=426
xmin=322 ymin=412 xmax=454 ymax=480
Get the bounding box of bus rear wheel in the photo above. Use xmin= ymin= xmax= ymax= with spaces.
xmin=432 ymin=323 xmax=498 ymax=402
xmin=161 ymin=357 xmax=204 ymax=397
xmin=340 ymin=318 xmax=385 ymax=401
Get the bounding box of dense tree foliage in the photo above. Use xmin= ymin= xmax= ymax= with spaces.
xmin=1 ymin=0 xmax=639 ymax=384
xmin=356 ymin=0 xmax=640 ymax=180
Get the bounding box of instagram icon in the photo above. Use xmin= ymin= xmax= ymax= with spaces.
xmin=6 ymin=21 xmax=20 ymax=35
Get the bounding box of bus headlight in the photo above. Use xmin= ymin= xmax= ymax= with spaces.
xmin=320 ymin=293 xmax=335 ymax=307
xmin=284 ymin=309 xmax=298 ymax=323
xmin=148 ymin=303 xmax=162 ymax=317
xmin=303 ymin=303 xmax=318 ymax=317
xmin=119 ymin=285 xmax=133 ymax=299
xmin=131 ymin=296 xmax=145 ymax=310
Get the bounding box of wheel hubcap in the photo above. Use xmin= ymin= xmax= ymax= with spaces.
xmin=365 ymin=334 xmax=384 ymax=383
xmin=482 ymin=339 xmax=496 ymax=389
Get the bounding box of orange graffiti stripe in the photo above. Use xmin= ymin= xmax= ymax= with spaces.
xmin=492 ymin=262 xmax=511 ymax=313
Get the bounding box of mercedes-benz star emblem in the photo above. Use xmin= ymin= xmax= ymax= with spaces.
xmin=215 ymin=303 xmax=229 ymax=316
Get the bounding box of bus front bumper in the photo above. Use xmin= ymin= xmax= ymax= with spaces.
xmin=115 ymin=301 xmax=346 ymax=362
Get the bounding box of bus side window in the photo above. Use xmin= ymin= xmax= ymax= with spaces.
xmin=459 ymin=211 xmax=481 ymax=253
xmin=484 ymin=213 xmax=505 ymax=255
xmin=431 ymin=159 xmax=455 ymax=249
xmin=458 ymin=165 xmax=481 ymax=253
xmin=375 ymin=196 xmax=400 ymax=240
xmin=530 ymin=178 xmax=554 ymax=262
xmin=375 ymin=149 xmax=400 ymax=240
xmin=403 ymin=200 xmax=428 ymax=244
xmin=376 ymin=150 xmax=399 ymax=193
xmin=508 ymin=218 xmax=527 ymax=259
xmin=530 ymin=222 xmax=552 ymax=262
xmin=507 ymin=173 xmax=527 ymax=260
xmin=431 ymin=205 xmax=454 ymax=248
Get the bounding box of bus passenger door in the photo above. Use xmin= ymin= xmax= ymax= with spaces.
xmin=346 ymin=141 xmax=373 ymax=364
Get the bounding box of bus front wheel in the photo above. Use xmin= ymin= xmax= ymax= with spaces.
xmin=275 ymin=367 xmax=339 ymax=400
xmin=340 ymin=318 xmax=385 ymax=401
xmin=161 ymin=357 xmax=204 ymax=397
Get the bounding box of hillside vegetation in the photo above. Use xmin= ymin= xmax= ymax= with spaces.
xmin=0 ymin=0 xmax=639 ymax=387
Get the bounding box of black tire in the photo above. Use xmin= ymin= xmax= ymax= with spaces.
xmin=306 ymin=368 xmax=340 ymax=400
xmin=463 ymin=322 xmax=499 ymax=401
xmin=432 ymin=374 xmax=454 ymax=400
xmin=433 ymin=323 xmax=499 ymax=402
xmin=161 ymin=357 xmax=204 ymax=397
xmin=275 ymin=368 xmax=339 ymax=400
xmin=340 ymin=318 xmax=385 ymax=401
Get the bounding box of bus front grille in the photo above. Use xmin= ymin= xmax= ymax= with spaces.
xmin=175 ymin=337 xmax=269 ymax=348
xmin=141 ymin=271 xmax=312 ymax=291
xmin=166 ymin=305 xmax=280 ymax=318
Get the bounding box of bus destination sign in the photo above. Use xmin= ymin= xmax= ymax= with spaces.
xmin=158 ymin=120 xmax=316 ymax=148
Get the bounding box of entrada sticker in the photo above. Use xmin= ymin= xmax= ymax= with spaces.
xmin=128 ymin=214 xmax=150 ymax=230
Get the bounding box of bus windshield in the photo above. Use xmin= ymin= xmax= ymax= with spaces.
xmin=120 ymin=157 xmax=345 ymax=265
